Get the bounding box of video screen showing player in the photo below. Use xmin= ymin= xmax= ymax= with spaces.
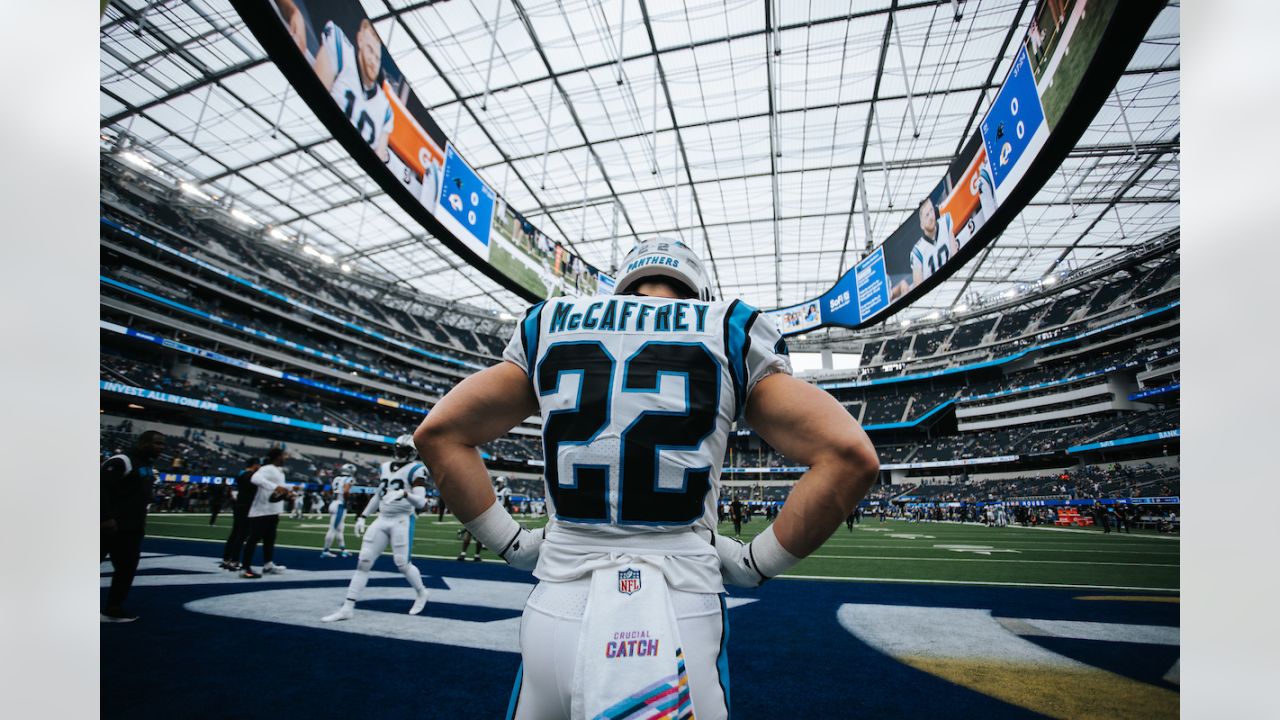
xmin=889 ymin=192 xmax=957 ymax=302
xmin=275 ymin=0 xmax=399 ymax=162
xmin=312 ymin=19 xmax=393 ymax=161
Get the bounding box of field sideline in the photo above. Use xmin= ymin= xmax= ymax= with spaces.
xmin=147 ymin=512 xmax=1180 ymax=592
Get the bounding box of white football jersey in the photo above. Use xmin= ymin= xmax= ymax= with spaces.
xmin=909 ymin=215 xmax=957 ymax=281
xmin=376 ymin=460 xmax=428 ymax=518
xmin=332 ymin=475 xmax=354 ymax=506
xmin=504 ymin=295 xmax=791 ymax=544
xmin=319 ymin=21 xmax=393 ymax=151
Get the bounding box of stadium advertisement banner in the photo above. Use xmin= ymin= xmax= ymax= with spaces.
xmin=817 ymin=300 xmax=1180 ymax=391
xmin=763 ymin=0 xmax=1159 ymax=336
xmin=102 ymin=218 xmax=480 ymax=370
xmin=719 ymin=455 xmax=1019 ymax=474
xmin=100 ymin=380 xmax=398 ymax=444
xmin=1067 ymin=429 xmax=1180 ymax=454
xmin=243 ymin=0 xmax=612 ymax=302
xmin=101 ymin=275 xmax=453 ymax=388
xmin=101 ymin=321 xmax=434 ymax=416
xmin=1129 ymin=383 xmax=1179 ymax=401
xmin=158 ymin=473 xmax=234 ymax=486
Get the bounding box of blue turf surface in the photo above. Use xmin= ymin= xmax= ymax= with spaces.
xmin=102 ymin=538 xmax=1177 ymax=719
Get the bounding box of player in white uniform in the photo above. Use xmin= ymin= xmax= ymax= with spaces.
xmin=415 ymin=238 xmax=880 ymax=719
xmin=495 ymin=476 xmax=513 ymax=511
xmin=320 ymin=463 xmax=356 ymax=558
xmin=311 ymin=19 xmax=394 ymax=162
xmin=908 ymin=197 xmax=959 ymax=287
xmin=321 ymin=436 xmax=429 ymax=622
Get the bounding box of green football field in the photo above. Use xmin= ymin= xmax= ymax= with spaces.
xmin=145 ymin=512 xmax=1179 ymax=593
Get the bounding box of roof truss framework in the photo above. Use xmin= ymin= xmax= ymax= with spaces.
xmin=100 ymin=0 xmax=1179 ymax=323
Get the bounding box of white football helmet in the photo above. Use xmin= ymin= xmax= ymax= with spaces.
xmin=393 ymin=434 xmax=416 ymax=461
xmin=615 ymin=238 xmax=714 ymax=301
xmin=340 ymin=462 xmax=358 ymax=476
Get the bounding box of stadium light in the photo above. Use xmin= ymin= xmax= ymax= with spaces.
xmin=302 ymin=244 xmax=321 ymax=257
xmin=268 ymin=227 xmax=290 ymax=242
xmin=498 ymin=312 xmax=517 ymax=322
xmin=180 ymin=182 xmax=212 ymax=201
xmin=119 ymin=151 xmax=156 ymax=173
xmin=900 ymin=319 xmax=911 ymax=328
xmin=318 ymin=253 xmax=335 ymax=265
xmin=230 ymin=208 xmax=260 ymax=226
xmin=1042 ymin=274 xmax=1058 ymax=285
xmin=1003 ymin=289 xmax=1018 ymax=299
xmin=924 ymin=311 xmax=940 ymax=321
xmin=953 ymin=303 xmax=968 ymax=313
xmin=341 ymin=263 xmax=352 ymax=273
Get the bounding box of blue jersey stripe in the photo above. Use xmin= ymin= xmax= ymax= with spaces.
xmin=724 ymin=300 xmax=755 ymax=415
xmin=521 ymin=301 xmax=546 ymax=380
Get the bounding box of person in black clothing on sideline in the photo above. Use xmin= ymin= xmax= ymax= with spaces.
xmin=101 ymin=430 xmax=167 ymax=622
xmin=208 ymin=480 xmax=227 ymax=526
xmin=220 ymin=458 xmax=262 ymax=571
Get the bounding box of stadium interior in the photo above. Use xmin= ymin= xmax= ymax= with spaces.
xmin=98 ymin=1 xmax=1182 ymax=718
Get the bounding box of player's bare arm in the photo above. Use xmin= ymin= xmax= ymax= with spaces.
xmin=414 ymin=361 xmax=537 ymax=521
xmin=414 ymin=361 xmax=544 ymax=569
xmin=717 ymin=372 xmax=879 ymax=586
xmin=747 ymin=373 xmax=879 ymax=556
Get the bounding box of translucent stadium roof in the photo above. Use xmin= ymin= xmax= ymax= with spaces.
xmin=100 ymin=0 xmax=1179 ymax=322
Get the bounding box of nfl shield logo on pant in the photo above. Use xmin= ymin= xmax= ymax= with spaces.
xmin=617 ymin=568 xmax=641 ymax=595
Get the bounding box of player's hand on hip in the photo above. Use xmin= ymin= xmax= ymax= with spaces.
xmin=354 ymin=517 xmax=366 ymax=537
xmin=500 ymin=527 xmax=543 ymax=571
xmin=715 ymin=534 xmax=768 ymax=588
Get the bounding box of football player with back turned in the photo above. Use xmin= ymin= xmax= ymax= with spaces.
xmin=415 ymin=238 xmax=879 ymax=719
xmin=321 ymin=436 xmax=429 ymax=622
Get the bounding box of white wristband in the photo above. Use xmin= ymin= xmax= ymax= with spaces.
xmin=748 ymin=524 xmax=802 ymax=579
xmin=463 ymin=501 xmax=524 ymax=556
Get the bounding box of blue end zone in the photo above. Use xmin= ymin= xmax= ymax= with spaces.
xmin=102 ymin=538 xmax=1178 ymax=720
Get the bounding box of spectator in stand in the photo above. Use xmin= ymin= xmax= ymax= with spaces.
xmin=101 ymin=430 xmax=168 ymax=622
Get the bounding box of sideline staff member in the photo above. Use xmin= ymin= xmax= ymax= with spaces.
xmin=101 ymin=430 xmax=167 ymax=622
xmin=220 ymin=457 xmax=262 ymax=571
xmin=240 ymin=447 xmax=294 ymax=578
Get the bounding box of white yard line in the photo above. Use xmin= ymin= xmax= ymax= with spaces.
xmin=808 ymin=554 xmax=1177 ymax=567
xmin=780 ymin=574 xmax=1178 ymax=592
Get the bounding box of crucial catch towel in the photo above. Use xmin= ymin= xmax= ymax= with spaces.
xmin=572 ymin=560 xmax=695 ymax=720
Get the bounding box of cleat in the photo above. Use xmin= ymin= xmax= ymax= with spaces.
xmin=320 ymin=551 xmax=336 ymax=558
xmin=409 ymin=590 xmax=429 ymax=615
xmin=322 ymin=606 xmax=354 ymax=623
xmin=340 ymin=550 xmax=350 ymax=558
xmin=101 ymin=609 xmax=138 ymax=623
xmin=226 ymin=562 xmax=241 ymax=572
xmin=472 ymin=555 xmax=482 ymax=562
xmin=263 ymin=563 xmax=287 ymax=574
xmin=241 ymin=569 xmax=262 ymax=579
xmin=456 ymin=553 xmax=466 ymax=562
